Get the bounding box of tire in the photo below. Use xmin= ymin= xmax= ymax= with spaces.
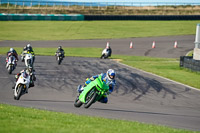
xmin=74 ymin=97 xmax=83 ymax=108
xmin=84 ymin=89 xmax=97 ymax=109
xmin=8 ymin=65 xmax=12 ymax=74
xmin=57 ymin=57 xmax=61 ymax=65
xmin=14 ymin=85 xmax=23 ymax=100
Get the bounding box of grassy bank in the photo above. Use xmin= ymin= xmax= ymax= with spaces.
xmin=112 ymin=55 xmax=200 ymax=89
xmin=0 ymin=21 xmax=198 ymax=40
xmin=1 ymin=47 xmax=200 ymax=89
xmin=0 ymin=104 xmax=197 ymax=133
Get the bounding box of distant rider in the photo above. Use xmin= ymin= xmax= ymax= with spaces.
xmin=77 ymin=69 xmax=116 ymax=103
xmin=21 ymin=44 xmax=35 ymax=62
xmin=13 ymin=66 xmax=36 ymax=92
xmin=55 ymin=46 xmax=65 ymax=59
xmin=6 ymin=48 xmax=18 ymax=67
xmin=100 ymin=46 xmax=112 ymax=59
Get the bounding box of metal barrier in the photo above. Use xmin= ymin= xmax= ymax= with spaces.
xmin=180 ymin=56 xmax=200 ymax=72
xmin=84 ymin=15 xmax=200 ymax=20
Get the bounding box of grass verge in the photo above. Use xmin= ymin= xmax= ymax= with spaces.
xmin=1 ymin=47 xmax=200 ymax=89
xmin=0 ymin=21 xmax=198 ymax=40
xmin=0 ymin=104 xmax=197 ymax=133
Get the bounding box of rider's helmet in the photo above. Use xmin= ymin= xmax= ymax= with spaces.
xmin=106 ymin=69 xmax=116 ymax=81
xmin=26 ymin=66 xmax=33 ymax=74
xmin=58 ymin=46 xmax=62 ymax=50
xmin=10 ymin=48 xmax=14 ymax=52
xmin=26 ymin=44 xmax=32 ymax=51
xmin=27 ymin=44 xmax=31 ymax=48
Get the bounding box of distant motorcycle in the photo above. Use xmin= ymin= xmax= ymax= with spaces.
xmin=21 ymin=51 xmax=35 ymax=63
xmin=74 ymin=75 xmax=109 ymax=108
xmin=56 ymin=52 xmax=64 ymax=65
xmin=24 ymin=53 xmax=34 ymax=67
xmin=100 ymin=48 xmax=111 ymax=59
xmin=13 ymin=72 xmax=30 ymax=100
xmin=6 ymin=55 xmax=17 ymax=74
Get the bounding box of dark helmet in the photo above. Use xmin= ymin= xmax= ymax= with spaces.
xmin=58 ymin=46 xmax=62 ymax=50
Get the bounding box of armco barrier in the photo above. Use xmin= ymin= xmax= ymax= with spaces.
xmin=0 ymin=13 xmax=84 ymax=21
xmin=180 ymin=56 xmax=200 ymax=72
xmin=84 ymin=15 xmax=200 ymax=20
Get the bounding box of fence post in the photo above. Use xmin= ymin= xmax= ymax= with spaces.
xmin=82 ymin=3 xmax=84 ymax=9
xmin=7 ymin=2 xmax=9 ymax=9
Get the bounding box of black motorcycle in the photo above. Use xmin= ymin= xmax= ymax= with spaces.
xmin=56 ymin=52 xmax=64 ymax=65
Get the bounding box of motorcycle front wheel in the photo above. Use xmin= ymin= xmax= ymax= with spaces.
xmin=74 ymin=97 xmax=83 ymax=108
xmin=14 ymin=85 xmax=23 ymax=100
xmin=8 ymin=65 xmax=12 ymax=74
xmin=84 ymin=89 xmax=97 ymax=109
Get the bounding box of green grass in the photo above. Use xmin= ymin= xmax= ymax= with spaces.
xmin=0 ymin=104 xmax=197 ymax=133
xmin=112 ymin=55 xmax=200 ymax=89
xmin=1 ymin=47 xmax=200 ymax=89
xmin=0 ymin=21 xmax=198 ymax=40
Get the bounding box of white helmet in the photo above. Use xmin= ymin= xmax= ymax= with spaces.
xmin=27 ymin=44 xmax=31 ymax=47
xmin=106 ymin=69 xmax=116 ymax=81
xmin=10 ymin=48 xmax=14 ymax=52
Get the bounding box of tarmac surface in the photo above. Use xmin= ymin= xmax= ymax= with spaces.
xmin=0 ymin=35 xmax=200 ymax=131
xmin=0 ymin=35 xmax=195 ymax=58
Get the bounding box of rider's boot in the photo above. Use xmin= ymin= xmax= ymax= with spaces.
xmin=25 ymin=88 xmax=28 ymax=93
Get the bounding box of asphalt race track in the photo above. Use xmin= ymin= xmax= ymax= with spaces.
xmin=0 ymin=35 xmax=195 ymax=58
xmin=0 ymin=35 xmax=200 ymax=131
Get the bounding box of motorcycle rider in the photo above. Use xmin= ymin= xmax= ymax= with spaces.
xmin=12 ymin=66 xmax=36 ymax=92
xmin=77 ymin=69 xmax=116 ymax=103
xmin=100 ymin=46 xmax=112 ymax=59
xmin=21 ymin=44 xmax=35 ymax=62
xmin=6 ymin=48 xmax=18 ymax=67
xmin=55 ymin=46 xmax=65 ymax=59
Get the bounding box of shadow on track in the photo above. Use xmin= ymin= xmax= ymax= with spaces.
xmin=92 ymin=108 xmax=200 ymax=118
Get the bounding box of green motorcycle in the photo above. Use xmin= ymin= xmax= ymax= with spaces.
xmin=74 ymin=75 xmax=109 ymax=108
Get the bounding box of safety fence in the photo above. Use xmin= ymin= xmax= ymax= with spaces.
xmin=1 ymin=0 xmax=200 ymax=15
xmin=180 ymin=56 xmax=200 ymax=72
xmin=84 ymin=15 xmax=200 ymax=20
xmin=1 ymin=0 xmax=200 ymax=7
xmin=1 ymin=13 xmax=200 ymax=21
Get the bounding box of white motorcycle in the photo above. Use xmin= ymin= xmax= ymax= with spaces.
xmin=14 ymin=72 xmax=30 ymax=100
xmin=25 ymin=53 xmax=33 ymax=67
xmin=100 ymin=48 xmax=111 ymax=59
xmin=6 ymin=55 xmax=16 ymax=74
